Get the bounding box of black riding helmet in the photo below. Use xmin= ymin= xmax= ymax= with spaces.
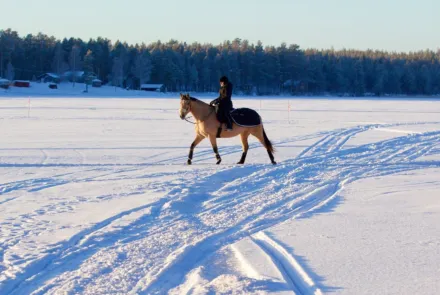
xmin=219 ymin=76 xmax=229 ymax=83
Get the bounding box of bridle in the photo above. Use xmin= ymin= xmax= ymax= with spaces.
xmin=182 ymin=98 xmax=215 ymax=125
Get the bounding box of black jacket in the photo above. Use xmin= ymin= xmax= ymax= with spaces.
xmin=211 ymin=82 xmax=233 ymax=108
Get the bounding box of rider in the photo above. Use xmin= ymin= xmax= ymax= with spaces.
xmin=210 ymin=76 xmax=233 ymax=131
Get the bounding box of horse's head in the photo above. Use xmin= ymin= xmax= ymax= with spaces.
xmin=179 ymin=93 xmax=191 ymax=120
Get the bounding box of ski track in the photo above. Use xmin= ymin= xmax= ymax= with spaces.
xmin=1 ymin=122 xmax=440 ymax=294
xmin=40 ymin=149 xmax=48 ymax=165
xmin=251 ymin=232 xmax=323 ymax=295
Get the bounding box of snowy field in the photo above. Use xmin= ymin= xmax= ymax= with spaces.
xmin=0 ymin=95 xmax=439 ymax=295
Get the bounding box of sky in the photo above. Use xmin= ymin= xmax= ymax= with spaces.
xmin=1 ymin=0 xmax=438 ymax=52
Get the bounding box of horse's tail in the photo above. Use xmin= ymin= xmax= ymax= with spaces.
xmin=262 ymin=127 xmax=275 ymax=154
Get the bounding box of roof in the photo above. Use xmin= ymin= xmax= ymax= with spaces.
xmin=0 ymin=78 xmax=10 ymax=84
xmin=140 ymin=84 xmax=163 ymax=88
xmin=45 ymin=73 xmax=60 ymax=79
xmin=92 ymin=79 xmax=102 ymax=82
xmin=62 ymin=71 xmax=85 ymax=77
xmin=13 ymin=80 xmax=31 ymax=83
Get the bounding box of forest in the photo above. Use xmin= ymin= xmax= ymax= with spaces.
xmin=1 ymin=28 xmax=439 ymax=96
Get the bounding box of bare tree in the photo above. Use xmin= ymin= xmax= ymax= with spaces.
xmin=52 ymin=44 xmax=68 ymax=76
xmin=69 ymin=45 xmax=82 ymax=87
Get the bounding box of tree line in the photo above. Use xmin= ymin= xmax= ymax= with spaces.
xmin=1 ymin=28 xmax=439 ymax=96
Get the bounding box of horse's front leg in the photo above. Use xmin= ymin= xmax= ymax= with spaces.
xmin=187 ymin=135 xmax=204 ymax=165
xmin=237 ymin=132 xmax=250 ymax=164
xmin=209 ymin=135 xmax=222 ymax=164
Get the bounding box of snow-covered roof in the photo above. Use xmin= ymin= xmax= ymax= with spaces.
xmin=45 ymin=73 xmax=60 ymax=79
xmin=62 ymin=71 xmax=85 ymax=77
xmin=0 ymin=78 xmax=10 ymax=84
xmin=92 ymin=79 xmax=102 ymax=82
xmin=141 ymin=84 xmax=163 ymax=88
xmin=13 ymin=80 xmax=31 ymax=83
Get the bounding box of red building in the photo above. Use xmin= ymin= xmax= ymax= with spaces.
xmin=13 ymin=80 xmax=31 ymax=87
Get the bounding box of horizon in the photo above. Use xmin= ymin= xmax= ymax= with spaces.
xmin=2 ymin=27 xmax=439 ymax=54
xmin=1 ymin=0 xmax=438 ymax=53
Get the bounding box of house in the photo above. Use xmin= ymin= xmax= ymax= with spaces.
xmin=61 ymin=71 xmax=84 ymax=82
xmin=61 ymin=71 xmax=97 ymax=83
xmin=0 ymin=78 xmax=10 ymax=89
xmin=37 ymin=73 xmax=60 ymax=84
xmin=140 ymin=84 xmax=165 ymax=92
xmin=92 ymin=79 xmax=102 ymax=87
xmin=13 ymin=80 xmax=31 ymax=87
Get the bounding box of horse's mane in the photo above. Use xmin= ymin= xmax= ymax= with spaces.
xmin=189 ymin=96 xmax=211 ymax=107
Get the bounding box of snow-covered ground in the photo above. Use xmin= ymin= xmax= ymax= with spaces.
xmin=0 ymin=82 xmax=169 ymax=98
xmin=0 ymin=95 xmax=439 ymax=295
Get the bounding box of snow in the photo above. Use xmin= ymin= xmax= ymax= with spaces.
xmin=141 ymin=84 xmax=163 ymax=88
xmin=0 ymin=82 xmax=165 ymax=98
xmin=0 ymin=94 xmax=439 ymax=294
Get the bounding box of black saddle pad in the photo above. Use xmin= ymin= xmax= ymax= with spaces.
xmin=230 ymin=108 xmax=261 ymax=126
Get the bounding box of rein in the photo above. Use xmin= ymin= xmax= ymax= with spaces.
xmin=183 ymin=101 xmax=215 ymax=125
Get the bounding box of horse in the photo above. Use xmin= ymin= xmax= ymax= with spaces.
xmin=179 ymin=93 xmax=277 ymax=165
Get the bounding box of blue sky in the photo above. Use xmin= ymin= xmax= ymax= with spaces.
xmin=1 ymin=0 xmax=437 ymax=52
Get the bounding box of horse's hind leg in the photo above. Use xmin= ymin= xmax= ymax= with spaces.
xmin=209 ymin=135 xmax=222 ymax=164
xmin=187 ymin=134 xmax=204 ymax=165
xmin=251 ymin=125 xmax=276 ymax=165
xmin=237 ymin=131 xmax=250 ymax=164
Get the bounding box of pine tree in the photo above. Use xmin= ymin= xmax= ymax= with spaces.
xmin=353 ymin=60 xmax=365 ymax=96
xmin=83 ymin=50 xmax=94 ymax=92
xmin=418 ymin=65 xmax=432 ymax=94
xmin=6 ymin=61 xmax=14 ymax=81
xmin=401 ymin=65 xmax=416 ymax=94
xmin=373 ymin=64 xmax=387 ymax=96
xmin=189 ymin=64 xmax=198 ymax=91
xmin=111 ymin=57 xmax=124 ymax=90
xmin=132 ymin=51 xmax=152 ymax=89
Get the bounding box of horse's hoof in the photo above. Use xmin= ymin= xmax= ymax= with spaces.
xmin=272 ymin=161 xmax=277 ymax=165
xmin=187 ymin=160 xmax=192 ymax=165
xmin=216 ymin=160 xmax=222 ymax=165
xmin=237 ymin=161 xmax=244 ymax=165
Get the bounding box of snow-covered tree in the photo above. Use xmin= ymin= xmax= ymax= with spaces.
xmin=112 ymin=57 xmax=124 ymax=89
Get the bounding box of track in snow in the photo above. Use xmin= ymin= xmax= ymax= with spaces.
xmin=1 ymin=122 xmax=440 ymax=294
xmin=252 ymin=232 xmax=323 ymax=295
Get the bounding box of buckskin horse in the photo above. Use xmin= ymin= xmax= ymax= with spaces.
xmin=179 ymin=93 xmax=276 ymax=165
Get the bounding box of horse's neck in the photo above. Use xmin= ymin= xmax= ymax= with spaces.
xmin=191 ymin=101 xmax=211 ymax=120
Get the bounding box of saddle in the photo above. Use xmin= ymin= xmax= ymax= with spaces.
xmin=229 ymin=108 xmax=262 ymax=127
